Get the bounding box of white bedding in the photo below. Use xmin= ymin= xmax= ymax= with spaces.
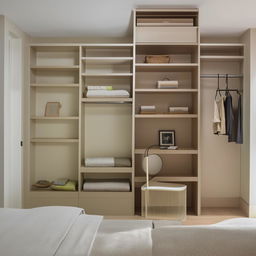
xmin=1 ymin=207 xmax=256 ymax=256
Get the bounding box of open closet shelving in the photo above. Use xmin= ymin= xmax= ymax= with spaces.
xmin=25 ymin=8 xmax=245 ymax=217
xmin=134 ymin=8 xmax=201 ymax=215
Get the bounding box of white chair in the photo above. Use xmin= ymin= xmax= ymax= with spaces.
xmin=141 ymin=149 xmax=187 ymax=220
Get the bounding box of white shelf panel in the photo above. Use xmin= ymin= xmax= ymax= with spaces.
xmin=135 ymin=176 xmax=198 ymax=183
xmin=31 ymin=65 xmax=79 ymax=70
xmin=81 ymin=57 xmax=133 ymax=64
xmin=200 ymin=56 xmax=244 ymax=61
xmin=30 ymin=138 xmax=79 ymax=143
xmin=30 ymin=83 xmax=79 ymax=88
xmin=135 ymin=114 xmax=198 ymax=119
xmin=135 ymin=63 xmax=198 ymax=72
xmin=81 ymin=43 xmax=133 ymax=47
xmin=31 ymin=116 xmax=79 ymax=120
xmin=200 ymin=43 xmax=244 ymax=48
xmin=135 ymin=89 xmax=198 ymax=93
xmin=81 ymin=98 xmax=133 ymax=103
xmin=80 ymin=167 xmax=133 ymax=173
xmin=135 ymin=148 xmax=198 ymax=155
xmin=82 ymin=73 xmax=133 ymax=77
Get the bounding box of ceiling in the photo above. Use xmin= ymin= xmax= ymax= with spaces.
xmin=0 ymin=0 xmax=255 ymax=38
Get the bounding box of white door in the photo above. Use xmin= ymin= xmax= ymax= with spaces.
xmin=4 ymin=35 xmax=22 ymax=208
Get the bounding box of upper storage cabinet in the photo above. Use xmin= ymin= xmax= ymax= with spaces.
xmin=135 ymin=9 xmax=199 ymax=44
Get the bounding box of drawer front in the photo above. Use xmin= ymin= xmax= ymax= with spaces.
xmin=136 ymin=27 xmax=198 ymax=43
xmin=79 ymin=192 xmax=134 ymax=215
xmin=24 ymin=192 xmax=79 ymax=208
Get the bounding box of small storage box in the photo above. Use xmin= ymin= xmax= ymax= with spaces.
xmin=136 ymin=27 xmax=198 ymax=43
xmin=141 ymin=182 xmax=186 ymax=220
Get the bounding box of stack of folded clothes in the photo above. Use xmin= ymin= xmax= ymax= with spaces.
xmin=84 ymin=157 xmax=131 ymax=167
xmin=86 ymin=86 xmax=130 ymax=98
xmin=83 ymin=179 xmax=131 ymax=192
xmin=51 ymin=179 xmax=77 ymax=191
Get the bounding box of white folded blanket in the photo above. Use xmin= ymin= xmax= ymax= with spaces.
xmin=87 ymin=90 xmax=129 ymax=98
xmin=83 ymin=179 xmax=131 ymax=192
xmin=85 ymin=157 xmax=115 ymax=167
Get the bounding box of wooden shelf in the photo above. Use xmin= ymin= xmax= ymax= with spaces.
xmin=135 ymin=63 xmax=198 ymax=72
xmin=30 ymin=138 xmax=79 ymax=143
xmin=81 ymin=98 xmax=133 ymax=103
xmin=81 ymin=43 xmax=133 ymax=47
xmin=80 ymin=167 xmax=133 ymax=173
xmin=31 ymin=116 xmax=79 ymax=120
xmin=135 ymin=114 xmax=198 ymax=119
xmin=81 ymin=57 xmax=133 ymax=64
xmin=30 ymin=65 xmax=79 ymax=70
xmin=135 ymin=176 xmax=198 ymax=183
xmin=136 ymin=42 xmax=198 ymax=46
xmin=200 ymin=56 xmax=244 ymax=61
xmin=135 ymin=148 xmax=198 ymax=155
xmin=81 ymin=73 xmax=133 ymax=77
xmin=135 ymin=89 xmax=198 ymax=93
xmin=200 ymin=43 xmax=244 ymax=48
xmin=30 ymin=83 xmax=79 ymax=88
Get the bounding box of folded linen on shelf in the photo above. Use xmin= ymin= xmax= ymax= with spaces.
xmin=86 ymin=90 xmax=129 ymax=98
xmin=140 ymin=105 xmax=156 ymax=114
xmin=114 ymin=157 xmax=131 ymax=167
xmin=169 ymin=107 xmax=189 ymax=113
xmin=51 ymin=180 xmax=77 ymax=191
xmin=85 ymin=157 xmax=115 ymax=167
xmin=87 ymin=86 xmax=113 ymax=90
xmin=83 ymin=179 xmax=131 ymax=192
xmin=85 ymin=157 xmax=131 ymax=167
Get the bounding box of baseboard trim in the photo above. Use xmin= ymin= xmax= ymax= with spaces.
xmin=202 ymin=197 xmax=240 ymax=208
xmin=240 ymin=198 xmax=249 ymax=216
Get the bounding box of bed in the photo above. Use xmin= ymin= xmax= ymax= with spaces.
xmin=0 ymin=206 xmax=256 ymax=256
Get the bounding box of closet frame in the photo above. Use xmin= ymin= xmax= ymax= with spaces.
xmin=24 ymin=8 xmax=245 ymax=217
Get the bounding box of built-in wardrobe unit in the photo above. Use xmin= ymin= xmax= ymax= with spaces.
xmin=24 ymin=8 xmax=246 ymax=217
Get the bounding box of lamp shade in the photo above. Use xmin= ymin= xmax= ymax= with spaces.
xmin=142 ymin=154 xmax=162 ymax=175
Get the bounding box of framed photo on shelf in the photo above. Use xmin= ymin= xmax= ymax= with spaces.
xmin=159 ymin=130 xmax=175 ymax=147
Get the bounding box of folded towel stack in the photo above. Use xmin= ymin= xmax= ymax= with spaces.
xmin=86 ymin=86 xmax=129 ymax=98
xmin=140 ymin=105 xmax=156 ymax=114
xmin=169 ymin=107 xmax=189 ymax=113
xmin=83 ymin=179 xmax=131 ymax=192
xmin=51 ymin=180 xmax=77 ymax=191
xmin=85 ymin=157 xmax=131 ymax=167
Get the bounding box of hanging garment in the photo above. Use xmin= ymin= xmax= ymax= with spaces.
xmin=236 ymin=94 xmax=243 ymax=144
xmin=213 ymin=96 xmax=226 ymax=135
xmin=224 ymin=93 xmax=235 ymax=142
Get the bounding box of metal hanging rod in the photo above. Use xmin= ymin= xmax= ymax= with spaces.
xmin=200 ymin=74 xmax=243 ymax=79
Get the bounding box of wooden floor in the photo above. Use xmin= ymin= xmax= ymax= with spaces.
xmin=105 ymin=207 xmax=247 ymax=225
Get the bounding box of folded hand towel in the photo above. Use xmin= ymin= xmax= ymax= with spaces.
xmin=87 ymin=86 xmax=113 ymax=90
xmin=51 ymin=180 xmax=77 ymax=191
xmin=86 ymin=90 xmax=129 ymax=98
xmin=85 ymin=157 xmax=115 ymax=167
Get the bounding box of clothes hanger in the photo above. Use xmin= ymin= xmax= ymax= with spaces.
xmin=215 ymin=74 xmax=221 ymax=99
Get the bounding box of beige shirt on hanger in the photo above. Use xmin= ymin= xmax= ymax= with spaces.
xmin=213 ymin=96 xmax=226 ymax=135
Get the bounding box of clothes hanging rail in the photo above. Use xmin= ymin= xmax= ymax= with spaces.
xmin=200 ymin=74 xmax=243 ymax=78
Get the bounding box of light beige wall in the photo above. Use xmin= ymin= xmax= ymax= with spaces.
xmin=241 ymin=30 xmax=250 ymax=212
xmin=0 ymin=16 xmax=5 ymax=207
xmin=248 ymin=29 xmax=256 ymax=217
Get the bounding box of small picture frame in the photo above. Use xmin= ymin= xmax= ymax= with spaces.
xmin=159 ymin=130 xmax=175 ymax=147
xmin=45 ymin=102 xmax=62 ymax=117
